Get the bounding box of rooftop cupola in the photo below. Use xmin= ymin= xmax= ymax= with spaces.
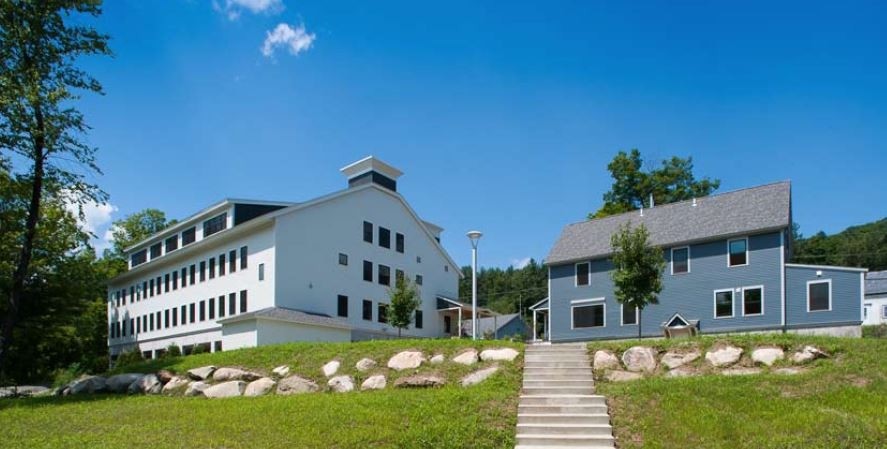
xmin=340 ymin=156 xmax=403 ymax=192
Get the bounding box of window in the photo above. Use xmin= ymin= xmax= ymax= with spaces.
xmin=808 ymin=280 xmax=831 ymax=312
xmin=728 ymin=238 xmax=748 ymax=267
xmin=622 ymin=305 xmax=638 ymax=325
xmin=395 ymin=269 xmax=404 ymax=284
xmin=190 ymin=265 xmax=196 ymax=284
xmin=363 ymin=261 xmax=373 ymax=282
xmin=396 ymin=233 xmax=404 ymax=253
xmin=229 ymin=292 xmax=236 ymax=316
xmin=189 ymin=303 xmax=196 ymax=323
xmin=415 ymin=274 xmax=423 ymax=285
xmin=339 ymin=253 xmax=348 ymax=266
xmin=415 ymin=310 xmax=423 ymax=329
xmin=149 ymin=313 xmax=154 ymax=331
xmin=363 ymin=221 xmax=373 ymax=243
xmin=214 ymin=341 xmax=222 ymax=352
xmin=672 ymin=247 xmax=690 ymax=274
xmin=742 ymin=286 xmax=764 ymax=316
xmin=576 ymin=262 xmax=590 ymax=286
xmin=218 ymin=296 xmax=226 ymax=318
xmin=572 ymin=302 xmax=605 ymax=328
xmin=150 ymin=243 xmax=162 ymax=259
xmin=165 ymin=235 xmax=178 ymax=253
xmin=149 ymin=278 xmax=155 ymax=297
xmin=181 ymin=227 xmax=196 ymax=246
xmin=337 ymin=295 xmax=348 ymax=317
xmin=200 ymin=261 xmax=206 ymax=282
xmin=164 ymin=274 xmax=170 ymax=293
xmin=417 ymin=256 xmax=422 ymax=264
xmin=209 ymin=298 xmax=215 ymax=320
xmin=209 ymin=258 xmax=216 ymax=279
xmin=164 ymin=309 xmax=170 ymax=328
xmin=240 ymin=290 xmax=247 ymax=313
xmin=379 ymin=227 xmax=391 ymax=249
xmin=142 ymin=316 xmax=147 ymax=333
xmin=378 ymin=303 xmax=388 ymax=323
xmin=131 ymin=249 xmax=147 ymax=267
xmin=229 ymin=250 xmax=237 ymax=273
xmin=882 ymin=305 xmax=887 ymax=319
xmin=172 ymin=271 xmax=178 ymax=290
xmin=445 ymin=265 xmax=449 ymax=272
xmin=240 ymin=246 xmax=248 ymax=269
xmin=199 ymin=300 xmax=206 ymax=321
xmin=378 ymin=264 xmax=391 ymax=286
xmin=172 ymin=308 xmax=178 ymax=326
xmin=362 ymin=300 xmax=372 ymax=321
xmin=444 ymin=316 xmax=452 ymax=333
xmin=219 ymin=254 xmax=226 ymax=276
xmin=181 ymin=305 xmax=187 ymax=324
xmin=258 ymin=263 xmax=265 ymax=281
xmin=203 ymin=213 xmax=227 ymax=237
xmin=714 ymin=289 xmax=734 ymax=318
xmin=180 ymin=268 xmax=187 ymax=288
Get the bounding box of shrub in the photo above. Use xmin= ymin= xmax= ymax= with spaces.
xmin=164 ymin=344 xmax=182 ymax=358
xmin=191 ymin=344 xmax=207 ymax=355
xmin=862 ymin=324 xmax=887 ymax=339
xmin=52 ymin=363 xmax=85 ymax=388
xmin=115 ymin=349 xmax=145 ymax=368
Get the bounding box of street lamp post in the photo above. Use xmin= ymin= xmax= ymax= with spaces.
xmin=466 ymin=230 xmax=483 ymax=340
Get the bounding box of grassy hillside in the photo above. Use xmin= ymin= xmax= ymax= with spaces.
xmin=590 ymin=334 xmax=887 ymax=449
xmin=0 ymin=339 xmax=524 ymax=449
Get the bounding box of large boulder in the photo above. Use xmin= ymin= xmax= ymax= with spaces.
xmin=68 ymin=375 xmax=107 ymax=395
xmin=751 ymin=347 xmax=785 ymax=366
xmin=161 ymin=376 xmax=190 ymax=394
xmin=480 ymin=348 xmax=520 ymax=362
xmin=244 ymin=377 xmax=277 ymax=397
xmin=661 ymin=350 xmax=701 ymax=370
xmin=429 ymin=354 xmax=445 ymax=365
xmin=361 ymin=375 xmax=387 ymax=391
xmin=156 ymin=370 xmax=175 ymax=384
xmin=322 ymin=361 xmax=340 ymax=377
xmin=605 ymin=370 xmax=643 ymax=382
xmin=0 ymin=386 xmax=50 ymax=398
xmin=452 ymin=349 xmax=479 ymax=366
xmin=791 ymin=346 xmax=827 ymax=364
xmin=705 ymin=346 xmax=743 ymax=367
xmin=355 ymin=358 xmax=377 ymax=372
xmin=128 ymin=374 xmax=161 ymax=395
xmin=721 ymin=367 xmax=761 ymax=376
xmin=187 ymin=366 xmax=216 ymax=381
xmin=461 ymin=366 xmax=499 ymax=387
xmin=593 ymin=351 xmax=620 ymax=371
xmin=204 ymin=381 xmax=246 ymax=398
xmin=276 ymin=375 xmax=320 ymax=395
xmin=184 ymin=381 xmax=210 ymax=397
xmin=665 ymin=367 xmax=698 ymax=378
xmin=106 ymin=373 xmax=144 ymax=393
xmin=387 ymin=351 xmax=425 ymax=370
xmin=622 ymin=347 xmax=657 ymax=373
xmin=394 ymin=374 xmax=446 ymax=388
xmin=213 ymin=367 xmax=262 ymax=382
xmin=272 ymin=365 xmax=290 ymax=378
xmin=328 ymin=375 xmax=354 ymax=393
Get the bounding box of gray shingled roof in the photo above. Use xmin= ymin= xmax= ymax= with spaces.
xmin=218 ymin=307 xmax=352 ymax=329
xmin=866 ymin=270 xmax=887 ymax=297
xmin=546 ymin=181 xmax=791 ymax=264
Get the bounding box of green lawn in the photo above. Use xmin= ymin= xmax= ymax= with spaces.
xmin=589 ymin=334 xmax=887 ymax=449
xmin=0 ymin=339 xmax=524 ymax=449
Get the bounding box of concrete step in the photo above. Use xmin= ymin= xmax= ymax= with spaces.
xmin=520 ymin=395 xmax=607 ymax=406
xmin=523 ymin=368 xmax=594 ymax=376
xmin=525 ymin=357 xmax=590 ymax=363
xmin=517 ymin=423 xmax=613 ymax=436
xmin=518 ymin=413 xmax=611 ymax=425
xmin=523 ymin=386 xmax=596 ymax=395
xmin=525 ymin=349 xmax=588 ymax=354
xmin=516 ymin=434 xmax=615 ymax=448
xmin=523 ymin=379 xmax=596 ymax=388
xmin=523 ymin=377 xmax=594 ymax=384
xmin=519 ymin=404 xmax=610 ymax=414
xmin=525 ymin=362 xmax=590 ymax=368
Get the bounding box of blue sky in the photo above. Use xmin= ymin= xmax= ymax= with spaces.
xmin=73 ymin=0 xmax=886 ymax=268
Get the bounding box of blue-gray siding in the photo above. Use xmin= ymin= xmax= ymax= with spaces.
xmin=549 ymin=232 xmax=785 ymax=341
xmin=785 ymin=266 xmax=862 ymax=329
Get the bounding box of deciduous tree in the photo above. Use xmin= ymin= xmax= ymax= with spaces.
xmin=610 ymin=222 xmax=665 ymax=339
xmin=388 ymin=276 xmax=421 ymax=337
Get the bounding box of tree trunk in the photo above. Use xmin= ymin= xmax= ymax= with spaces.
xmin=638 ymin=308 xmax=642 ymax=339
xmin=0 ymin=108 xmax=46 ymax=377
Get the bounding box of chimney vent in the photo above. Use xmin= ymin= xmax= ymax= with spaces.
xmin=340 ymin=156 xmax=403 ymax=192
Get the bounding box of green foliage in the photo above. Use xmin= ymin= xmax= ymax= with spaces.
xmin=591 ymin=149 xmax=720 ymax=218
xmin=793 ymin=218 xmax=887 ymax=270
xmin=610 ymin=222 xmax=665 ymax=337
xmin=164 ymin=344 xmax=182 ymax=358
xmin=103 ymin=209 xmax=176 ymax=273
xmin=862 ymin=324 xmax=887 ymax=339
xmin=115 ymin=349 xmax=144 ymax=369
xmin=50 ymin=363 xmax=85 ymax=388
xmin=388 ymin=277 xmax=421 ymax=337
xmin=458 ymin=258 xmax=547 ymax=318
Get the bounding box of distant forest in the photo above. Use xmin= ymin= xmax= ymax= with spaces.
xmin=458 ymin=218 xmax=887 ymax=316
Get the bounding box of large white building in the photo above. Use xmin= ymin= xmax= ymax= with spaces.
xmin=107 ymin=157 xmax=481 ymax=360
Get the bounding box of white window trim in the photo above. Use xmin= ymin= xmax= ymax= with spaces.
xmin=620 ymin=303 xmax=639 ymax=326
xmin=671 ymin=246 xmax=691 ymax=275
xmin=727 ymin=237 xmax=749 ymax=267
xmin=713 ymin=288 xmax=735 ymax=319
xmin=571 ymin=300 xmax=606 ymax=329
xmin=806 ymin=279 xmax=832 ymax=312
xmin=574 ymin=262 xmax=591 ymax=287
xmin=741 ymin=285 xmax=765 ymax=317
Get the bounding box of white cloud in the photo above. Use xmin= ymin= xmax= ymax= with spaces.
xmin=63 ymin=194 xmax=118 ymax=253
xmin=261 ymin=23 xmax=316 ymax=58
xmin=511 ymin=257 xmax=532 ymax=269
xmin=214 ymin=0 xmax=284 ymax=21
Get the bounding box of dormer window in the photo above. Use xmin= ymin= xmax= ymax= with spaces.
xmin=576 ymin=262 xmax=590 ymax=286
xmin=149 ymin=243 xmax=162 ymax=259
xmin=181 ymin=227 xmax=196 ymax=246
xmin=203 ymin=213 xmax=227 ymax=238
xmin=672 ymin=247 xmax=690 ymax=274
xmin=131 ymin=249 xmax=147 ymax=267
xmin=728 ymin=238 xmax=748 ymax=267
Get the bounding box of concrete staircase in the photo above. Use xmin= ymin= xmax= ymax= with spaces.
xmin=516 ymin=343 xmax=615 ymax=449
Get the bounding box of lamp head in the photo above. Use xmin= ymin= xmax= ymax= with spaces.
xmin=466 ymin=230 xmax=483 ymax=248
